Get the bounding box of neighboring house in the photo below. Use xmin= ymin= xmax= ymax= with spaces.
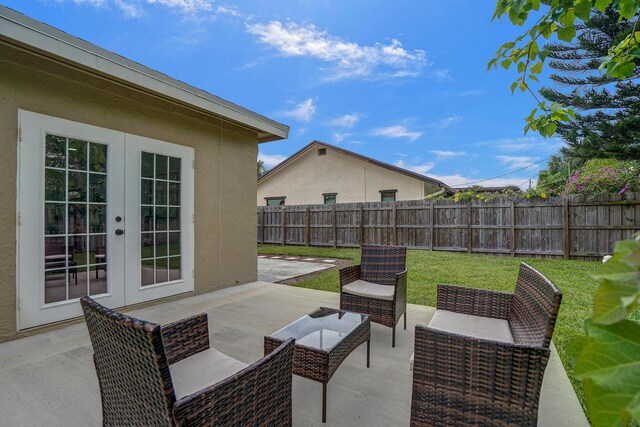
xmin=0 ymin=7 xmax=288 ymax=341
xmin=257 ymin=141 xmax=452 ymax=206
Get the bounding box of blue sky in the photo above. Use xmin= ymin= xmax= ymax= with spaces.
xmin=3 ymin=0 xmax=566 ymax=188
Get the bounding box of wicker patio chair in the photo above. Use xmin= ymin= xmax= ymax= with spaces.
xmin=339 ymin=244 xmax=407 ymax=347
xmin=410 ymin=262 xmax=562 ymax=427
xmin=80 ymin=296 xmax=295 ymax=427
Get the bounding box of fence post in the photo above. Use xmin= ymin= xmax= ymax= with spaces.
xmin=393 ymin=202 xmax=398 ymax=246
xmin=359 ymin=205 xmax=364 ymax=247
xmin=430 ymin=202 xmax=435 ymax=250
xmin=281 ymin=206 xmax=286 ymax=246
xmin=261 ymin=209 xmax=266 ymax=244
xmin=332 ymin=204 xmax=337 ymax=248
xmin=510 ymin=201 xmax=515 ymax=257
xmin=563 ymin=198 xmax=570 ymax=259
xmin=467 ymin=201 xmax=472 ymax=254
xmin=305 ymin=207 xmax=311 ymax=246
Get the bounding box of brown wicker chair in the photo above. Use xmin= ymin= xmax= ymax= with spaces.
xmin=81 ymin=296 xmax=295 ymax=427
xmin=339 ymin=244 xmax=407 ymax=347
xmin=410 ymin=262 xmax=562 ymax=427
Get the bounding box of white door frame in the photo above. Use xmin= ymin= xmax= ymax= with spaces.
xmin=17 ymin=111 xmax=195 ymax=330
xmin=17 ymin=110 xmax=126 ymax=330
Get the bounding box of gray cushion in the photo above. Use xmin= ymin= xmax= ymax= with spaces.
xmin=342 ymin=279 xmax=395 ymax=301
xmin=169 ymin=347 xmax=248 ymax=399
xmin=428 ymin=310 xmax=513 ymax=343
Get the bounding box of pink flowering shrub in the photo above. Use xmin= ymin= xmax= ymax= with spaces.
xmin=561 ymin=161 xmax=640 ymax=197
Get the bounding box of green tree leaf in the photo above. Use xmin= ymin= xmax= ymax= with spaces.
xmin=542 ymin=122 xmax=557 ymax=136
xmin=571 ymin=319 xmax=640 ymax=427
xmin=593 ymin=278 xmax=639 ymax=324
xmin=594 ymin=0 xmax=610 ymax=12
xmin=618 ymin=0 xmax=639 ymax=19
xmin=606 ymin=59 xmax=636 ymax=79
xmin=557 ymin=25 xmax=577 ymax=42
xmin=574 ymin=0 xmax=592 ymax=21
xmin=530 ymin=61 xmax=543 ymax=74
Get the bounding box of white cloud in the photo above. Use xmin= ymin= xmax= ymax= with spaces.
xmin=496 ymin=155 xmax=539 ymax=170
xmin=147 ymin=0 xmax=213 ymax=13
xmin=282 ymin=98 xmax=316 ymax=123
xmin=246 ymin=20 xmax=427 ymax=80
xmin=395 ymin=160 xmax=435 ymax=175
xmin=329 ymin=113 xmax=360 ymax=129
xmin=372 ymin=125 xmax=423 ymax=142
xmin=114 ymin=0 xmax=145 ymax=17
xmin=71 ymin=0 xmax=107 ymax=5
xmin=430 ymin=69 xmax=452 ymax=81
xmin=476 ymin=136 xmax=565 ymax=152
xmin=216 ymin=5 xmax=242 ymax=17
xmin=333 ymin=132 xmax=352 ymax=143
xmin=432 ymin=115 xmax=461 ymax=130
xmin=458 ymin=89 xmax=483 ymax=97
xmin=430 ymin=150 xmax=466 ymax=159
xmin=258 ymin=153 xmax=287 ymax=169
xmin=66 ymin=0 xmax=215 ymax=15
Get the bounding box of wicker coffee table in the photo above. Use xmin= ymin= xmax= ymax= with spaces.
xmin=264 ymin=307 xmax=371 ymax=423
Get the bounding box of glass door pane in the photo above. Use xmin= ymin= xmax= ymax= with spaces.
xmin=139 ymin=152 xmax=182 ymax=286
xmin=44 ymin=135 xmax=109 ymax=304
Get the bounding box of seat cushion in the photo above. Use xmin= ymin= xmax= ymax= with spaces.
xmin=427 ymin=310 xmax=513 ymax=343
xmin=342 ymin=280 xmax=395 ymax=301
xmin=169 ymin=347 xmax=248 ymax=399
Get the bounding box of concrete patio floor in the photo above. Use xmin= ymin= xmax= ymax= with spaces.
xmin=257 ymin=257 xmax=332 ymax=282
xmin=0 ymin=282 xmax=589 ymax=426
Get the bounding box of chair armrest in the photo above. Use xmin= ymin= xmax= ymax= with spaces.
xmin=394 ymin=268 xmax=408 ymax=300
xmin=162 ymin=313 xmax=210 ymax=365
xmin=339 ymin=264 xmax=361 ymax=288
xmin=173 ymin=338 xmax=295 ymax=426
xmin=437 ymin=284 xmax=513 ymax=319
xmin=411 ymin=324 xmax=550 ymax=421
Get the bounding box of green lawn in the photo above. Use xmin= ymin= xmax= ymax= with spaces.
xmin=258 ymin=244 xmax=636 ymax=410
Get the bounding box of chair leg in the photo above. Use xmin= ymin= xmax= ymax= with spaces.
xmin=404 ymin=312 xmax=407 ymax=330
xmin=392 ymin=325 xmax=396 ymax=348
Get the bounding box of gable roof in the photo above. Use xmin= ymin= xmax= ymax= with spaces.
xmin=0 ymin=6 xmax=288 ymax=143
xmin=258 ymin=140 xmax=453 ymax=192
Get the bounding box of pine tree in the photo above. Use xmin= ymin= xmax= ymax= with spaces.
xmin=257 ymin=160 xmax=265 ymax=177
xmin=539 ymin=7 xmax=640 ymax=160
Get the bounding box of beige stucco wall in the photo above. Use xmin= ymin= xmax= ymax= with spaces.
xmin=0 ymin=42 xmax=260 ymax=341
xmin=257 ymin=145 xmax=441 ymax=205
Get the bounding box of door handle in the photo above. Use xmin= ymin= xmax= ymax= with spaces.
xmin=115 ymin=229 xmax=125 ymax=236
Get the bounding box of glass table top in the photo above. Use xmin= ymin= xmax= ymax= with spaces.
xmin=270 ymin=307 xmax=368 ymax=351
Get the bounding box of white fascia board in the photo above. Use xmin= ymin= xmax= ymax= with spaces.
xmin=0 ymin=6 xmax=289 ymax=141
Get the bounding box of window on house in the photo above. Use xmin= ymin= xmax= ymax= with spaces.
xmin=380 ymin=190 xmax=397 ymax=202
xmin=317 ymin=148 xmax=326 ymax=156
xmin=266 ymin=197 xmax=285 ymax=206
xmin=323 ymin=193 xmax=336 ymax=204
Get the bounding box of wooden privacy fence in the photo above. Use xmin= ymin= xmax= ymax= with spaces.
xmin=257 ymin=192 xmax=640 ymax=260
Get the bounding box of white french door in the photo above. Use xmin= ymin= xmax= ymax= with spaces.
xmin=124 ymin=134 xmax=194 ymax=305
xmin=17 ymin=111 xmax=194 ymax=330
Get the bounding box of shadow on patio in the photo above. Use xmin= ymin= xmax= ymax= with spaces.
xmin=0 ymin=282 xmax=589 ymax=426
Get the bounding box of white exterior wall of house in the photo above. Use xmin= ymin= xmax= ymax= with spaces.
xmin=257 ymin=145 xmax=441 ymax=205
